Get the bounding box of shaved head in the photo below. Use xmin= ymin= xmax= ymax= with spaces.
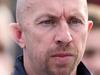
xmin=16 ymin=0 xmax=25 ymax=26
xmin=16 ymin=0 xmax=88 ymax=26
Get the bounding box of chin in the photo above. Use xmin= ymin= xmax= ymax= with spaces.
xmin=46 ymin=64 xmax=75 ymax=75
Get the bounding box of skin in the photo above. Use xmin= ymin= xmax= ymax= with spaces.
xmin=83 ymin=29 xmax=100 ymax=75
xmin=10 ymin=0 xmax=93 ymax=75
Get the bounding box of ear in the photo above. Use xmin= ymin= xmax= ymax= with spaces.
xmin=9 ymin=23 xmax=25 ymax=48
xmin=88 ymin=21 xmax=93 ymax=32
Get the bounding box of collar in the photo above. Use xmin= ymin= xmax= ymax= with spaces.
xmin=77 ymin=62 xmax=91 ymax=75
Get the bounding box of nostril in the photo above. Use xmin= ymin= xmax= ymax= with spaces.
xmin=55 ymin=39 xmax=71 ymax=47
xmin=56 ymin=40 xmax=62 ymax=44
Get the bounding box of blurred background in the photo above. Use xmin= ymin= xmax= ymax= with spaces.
xmin=0 ymin=0 xmax=100 ymax=75
xmin=83 ymin=0 xmax=100 ymax=75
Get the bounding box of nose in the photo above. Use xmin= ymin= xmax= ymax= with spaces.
xmin=55 ymin=22 xmax=72 ymax=46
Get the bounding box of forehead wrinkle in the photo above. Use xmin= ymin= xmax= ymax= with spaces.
xmin=16 ymin=0 xmax=88 ymax=25
xmin=23 ymin=0 xmax=64 ymax=19
xmin=62 ymin=0 xmax=87 ymax=21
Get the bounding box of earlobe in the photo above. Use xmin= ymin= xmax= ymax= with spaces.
xmin=9 ymin=23 xmax=25 ymax=48
xmin=88 ymin=21 xmax=93 ymax=32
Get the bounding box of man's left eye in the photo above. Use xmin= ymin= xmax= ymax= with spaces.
xmin=68 ymin=17 xmax=83 ymax=25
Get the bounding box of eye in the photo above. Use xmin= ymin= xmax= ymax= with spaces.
xmin=38 ymin=17 xmax=57 ymax=27
xmin=67 ymin=16 xmax=83 ymax=25
xmin=39 ymin=19 xmax=55 ymax=24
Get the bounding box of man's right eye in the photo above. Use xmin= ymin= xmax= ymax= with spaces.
xmin=37 ymin=16 xmax=57 ymax=27
xmin=39 ymin=19 xmax=56 ymax=25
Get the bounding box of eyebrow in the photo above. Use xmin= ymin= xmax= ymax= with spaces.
xmin=69 ymin=11 xmax=87 ymax=24
xmin=34 ymin=13 xmax=59 ymax=22
xmin=33 ymin=8 xmax=87 ymax=23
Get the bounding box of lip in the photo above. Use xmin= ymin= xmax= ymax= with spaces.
xmin=51 ymin=52 xmax=74 ymax=58
xmin=50 ymin=52 xmax=75 ymax=65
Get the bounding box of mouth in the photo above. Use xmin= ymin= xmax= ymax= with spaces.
xmin=51 ymin=52 xmax=74 ymax=58
xmin=49 ymin=52 xmax=75 ymax=66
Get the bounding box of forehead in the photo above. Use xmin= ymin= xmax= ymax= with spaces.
xmin=19 ymin=0 xmax=87 ymax=17
xmin=26 ymin=0 xmax=82 ymax=5
xmin=26 ymin=0 xmax=83 ymax=7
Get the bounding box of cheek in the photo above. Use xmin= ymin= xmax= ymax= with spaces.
xmin=25 ymin=29 xmax=55 ymax=56
xmin=73 ymin=31 xmax=87 ymax=62
xmin=36 ymin=33 xmax=55 ymax=57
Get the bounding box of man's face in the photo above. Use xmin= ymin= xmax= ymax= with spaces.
xmin=83 ymin=29 xmax=100 ymax=75
xmin=16 ymin=0 xmax=91 ymax=75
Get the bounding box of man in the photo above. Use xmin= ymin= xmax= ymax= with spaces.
xmin=83 ymin=5 xmax=100 ymax=75
xmin=11 ymin=0 xmax=93 ymax=75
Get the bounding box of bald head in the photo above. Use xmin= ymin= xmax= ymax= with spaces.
xmin=16 ymin=0 xmax=25 ymax=26
xmin=16 ymin=0 xmax=88 ymax=26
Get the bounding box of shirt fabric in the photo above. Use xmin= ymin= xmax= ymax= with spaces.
xmin=13 ymin=56 xmax=91 ymax=75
